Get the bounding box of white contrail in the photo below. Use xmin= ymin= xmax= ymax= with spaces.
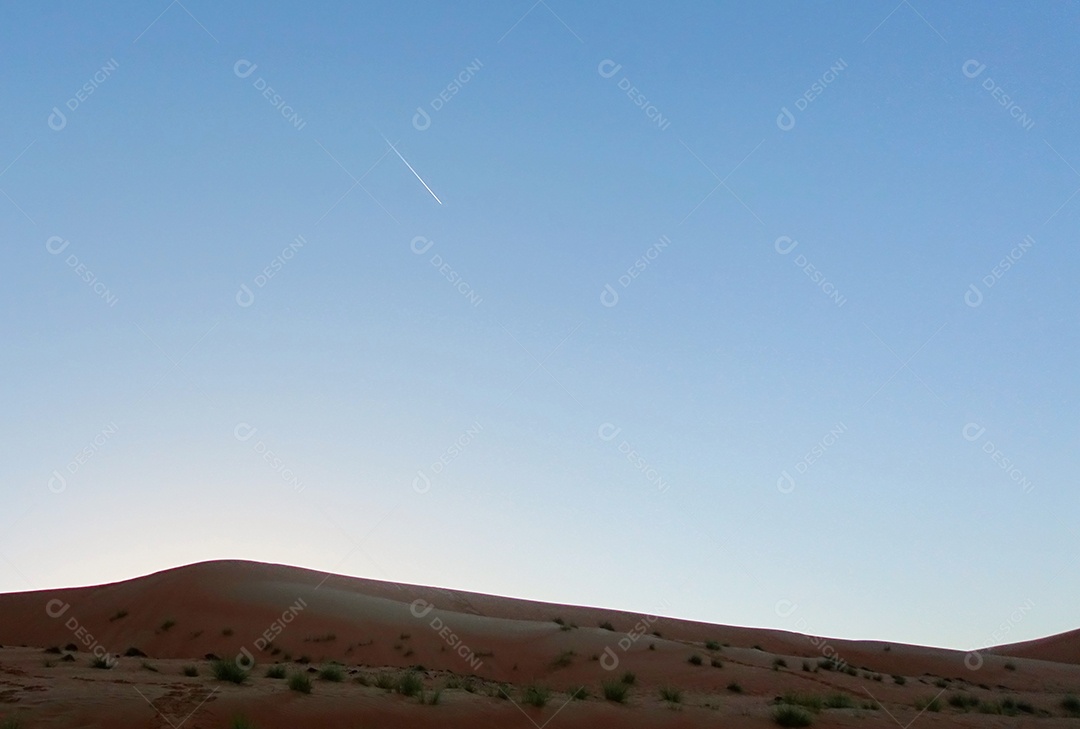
xmin=383 ymin=136 xmax=443 ymax=205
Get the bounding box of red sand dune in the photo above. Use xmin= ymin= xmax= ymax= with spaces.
xmin=0 ymin=560 xmax=1077 ymax=728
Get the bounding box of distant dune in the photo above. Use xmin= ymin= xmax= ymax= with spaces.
xmin=0 ymin=560 xmax=1077 ymax=728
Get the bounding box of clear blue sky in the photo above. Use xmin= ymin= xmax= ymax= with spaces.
xmin=2 ymin=1 xmax=1077 ymax=651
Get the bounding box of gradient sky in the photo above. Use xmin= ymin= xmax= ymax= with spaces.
xmin=2 ymin=1 xmax=1077 ymax=652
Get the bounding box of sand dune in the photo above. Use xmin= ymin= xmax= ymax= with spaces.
xmin=0 ymin=560 xmax=1077 ymax=728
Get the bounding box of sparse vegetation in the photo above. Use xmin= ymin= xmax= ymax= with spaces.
xmin=660 ymin=686 xmax=682 ymax=703
xmin=1004 ymin=661 xmax=1017 ymax=671
xmin=159 ymin=619 xmax=176 ymax=632
xmin=773 ymin=657 xmax=788 ymax=670
xmin=620 ymin=671 xmax=636 ymax=685
xmin=319 ymin=664 xmax=344 ymax=682
xmin=778 ymin=693 xmax=823 ymax=712
xmin=1062 ymin=696 xmax=1080 ymax=716
xmin=90 ymin=656 xmax=112 ymax=669
xmin=288 ymin=672 xmax=312 ymax=694
xmin=914 ymin=697 xmax=942 ymax=712
xmin=397 ymin=672 xmax=423 ymax=697
xmin=124 ymin=647 xmax=147 ymax=657
xmin=211 ymin=659 xmax=248 ymax=684
xmin=599 ymin=621 xmax=615 ymax=631
xmin=265 ymin=665 xmax=286 ymax=679
xmin=688 ymin=653 xmax=703 ymax=666
xmin=892 ymin=675 xmax=906 ymax=685
xmin=773 ymin=706 xmax=813 ymax=727
xmin=0 ymin=717 xmax=21 ymax=729
xmin=182 ymin=666 xmax=199 ymax=677
xmin=551 ymin=650 xmax=575 ymax=669
xmin=948 ymin=693 xmax=979 ymax=710
xmin=229 ymin=717 xmax=255 ymax=729
xmin=711 ymin=657 xmax=723 ymax=668
xmin=824 ymin=693 xmax=854 ymax=709
xmin=570 ymin=685 xmax=589 ymax=700
xmin=727 ymin=682 xmax=743 ymax=693
xmin=705 ymin=640 xmax=721 ymax=650
xmin=603 ymin=681 xmax=629 ymax=703
xmin=522 ymin=685 xmax=550 ymax=707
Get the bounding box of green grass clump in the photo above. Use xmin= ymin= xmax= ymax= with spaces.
xmin=522 ymin=685 xmax=550 ymax=707
xmin=319 ymin=664 xmax=344 ymax=682
xmin=288 ymin=672 xmax=312 ymax=694
xmin=211 ymin=659 xmax=248 ymax=684
xmin=773 ymin=706 xmax=813 ymax=727
xmin=948 ymin=694 xmax=978 ymax=710
xmin=914 ymin=697 xmax=942 ymax=712
xmin=824 ymin=693 xmax=854 ymax=709
xmin=688 ymin=654 xmax=703 ymax=666
xmin=660 ymin=686 xmax=682 ymax=703
xmin=603 ymin=681 xmax=629 ymax=703
xmin=374 ymin=672 xmax=396 ymax=690
xmin=397 ymin=672 xmax=423 ymax=697
xmin=265 ymin=665 xmax=286 ymax=679
xmin=779 ymin=693 xmax=823 ymax=712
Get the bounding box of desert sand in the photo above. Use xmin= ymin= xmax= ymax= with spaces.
xmin=0 ymin=560 xmax=1076 ymax=728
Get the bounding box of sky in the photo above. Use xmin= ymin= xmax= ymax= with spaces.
xmin=1 ymin=1 xmax=1077 ymax=652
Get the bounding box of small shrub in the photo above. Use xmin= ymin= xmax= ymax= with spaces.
xmin=289 ymin=672 xmax=312 ymax=693
xmin=398 ymin=672 xmax=423 ymax=697
xmin=522 ymin=685 xmax=550 ymax=707
xmin=602 ymin=681 xmax=629 ymax=703
xmin=90 ymin=656 xmax=112 ymax=669
xmin=553 ymin=617 xmax=565 ymax=626
xmin=43 ymin=646 xmax=61 ymax=654
xmin=265 ymin=665 xmax=286 ymax=679
xmin=426 ymin=688 xmax=442 ymax=705
xmin=688 ymin=654 xmax=703 ymax=666
xmin=222 ymin=628 xmax=234 ymax=636
xmin=64 ymin=643 xmax=78 ymax=652
xmin=948 ymin=693 xmax=979 ymax=709
xmin=1004 ymin=662 xmax=1017 ymax=671
xmin=802 ymin=661 xmax=811 ymax=672
xmin=211 ymin=659 xmax=248 ymax=684
xmin=660 ymin=686 xmax=682 ymax=703
xmin=182 ymin=666 xmax=199 ymax=677
xmin=319 ymin=664 xmax=344 ymax=682
xmin=374 ymin=673 xmax=395 ymax=690
xmin=773 ymin=706 xmax=813 ymax=727
xmin=773 ymin=657 xmax=788 ymax=669
xmin=934 ymin=679 xmax=947 ymax=688
xmin=124 ymin=647 xmax=147 ymax=657
xmin=570 ymin=685 xmax=589 ymax=700
xmin=824 ymin=693 xmax=854 ymax=709
xmin=892 ymin=675 xmax=906 ymax=685
xmin=551 ymin=650 xmax=574 ymax=669
xmin=711 ymin=657 xmax=723 ymax=668
xmin=727 ymin=682 xmax=743 ymax=693
xmin=1062 ymin=696 xmax=1080 ymax=715
xmin=914 ymin=697 xmax=941 ymax=712
xmin=620 ymin=671 xmax=636 ymax=685
xmin=705 ymin=640 xmax=721 ymax=650
xmin=599 ymin=621 xmax=615 ymax=631
xmin=779 ymin=693 xmax=823 ymax=712
xmin=159 ymin=619 xmax=176 ymax=632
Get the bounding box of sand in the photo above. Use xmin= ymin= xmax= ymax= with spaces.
xmin=0 ymin=560 xmax=1076 ymax=727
